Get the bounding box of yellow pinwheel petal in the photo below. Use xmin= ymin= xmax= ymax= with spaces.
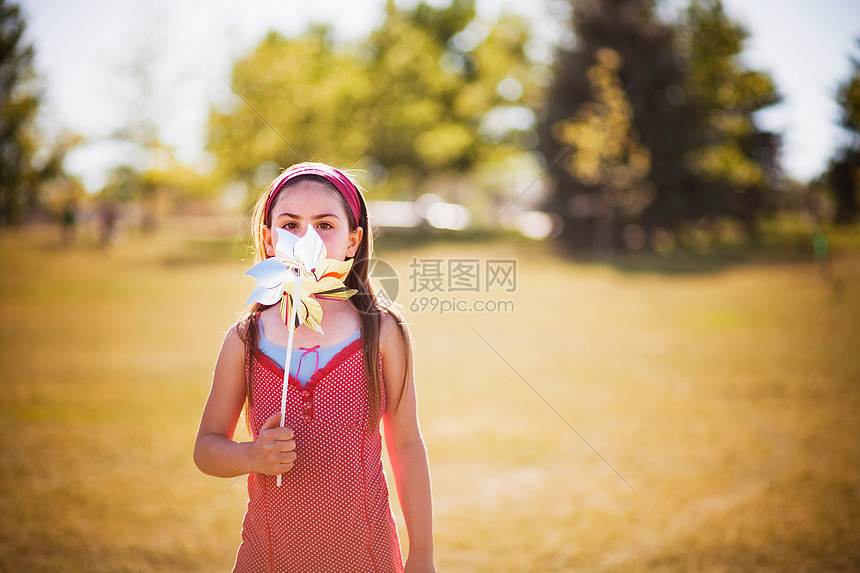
xmin=315 ymin=286 xmax=358 ymax=300
xmin=315 ymin=258 xmax=353 ymax=282
xmin=274 ymin=256 xmax=357 ymax=333
xmin=312 ymin=276 xmax=347 ymax=292
xmin=301 ymin=297 xmax=324 ymax=333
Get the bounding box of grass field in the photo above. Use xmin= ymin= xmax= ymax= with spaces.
xmin=1 ymin=223 xmax=858 ymax=572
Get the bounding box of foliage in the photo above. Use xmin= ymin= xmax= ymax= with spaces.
xmin=207 ymin=0 xmax=538 ymax=203
xmin=97 ymin=154 xmax=213 ymax=232
xmin=538 ymin=0 xmax=781 ymax=253
xmin=680 ymin=0 xmax=781 ymax=228
xmin=99 ymin=165 xmax=151 ymax=203
xmin=539 ymin=0 xmax=692 ymax=252
xmin=825 ymin=39 xmax=860 ymax=225
xmin=0 ymin=0 xmax=79 ymax=226
xmin=0 ymin=0 xmax=40 ymax=225
xmin=546 ymin=44 xmax=656 ymax=252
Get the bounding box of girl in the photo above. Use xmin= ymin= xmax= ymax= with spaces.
xmin=194 ymin=163 xmax=435 ymax=573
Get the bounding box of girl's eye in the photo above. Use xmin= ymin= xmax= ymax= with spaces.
xmin=281 ymin=222 xmax=298 ymax=230
xmin=317 ymin=221 xmax=333 ymax=230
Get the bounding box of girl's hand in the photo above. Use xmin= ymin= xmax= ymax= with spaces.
xmin=404 ymin=548 xmax=436 ymax=573
xmin=250 ymin=412 xmax=297 ymax=476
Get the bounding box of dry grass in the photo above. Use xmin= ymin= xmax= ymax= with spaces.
xmin=1 ymin=224 xmax=858 ymax=572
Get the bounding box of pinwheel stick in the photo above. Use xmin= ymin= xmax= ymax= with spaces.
xmin=277 ymin=271 xmax=303 ymax=487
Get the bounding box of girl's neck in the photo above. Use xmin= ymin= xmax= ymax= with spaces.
xmin=261 ymin=298 xmax=360 ymax=347
xmin=317 ymin=297 xmax=340 ymax=312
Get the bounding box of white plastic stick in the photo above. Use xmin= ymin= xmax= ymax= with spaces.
xmin=277 ymin=272 xmax=303 ymax=487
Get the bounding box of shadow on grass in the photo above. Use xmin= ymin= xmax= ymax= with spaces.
xmin=552 ymin=233 xmax=852 ymax=298
xmin=372 ymin=226 xmax=531 ymax=252
xmin=161 ymin=237 xmax=253 ymax=267
xmin=141 ymin=220 xmax=856 ymax=283
xmin=567 ymin=242 xmax=818 ymax=276
xmin=374 ymin=226 xmax=826 ymax=276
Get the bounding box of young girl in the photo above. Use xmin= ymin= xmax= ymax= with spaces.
xmin=194 ymin=163 xmax=435 ymax=573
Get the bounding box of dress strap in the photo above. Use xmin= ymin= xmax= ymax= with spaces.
xmin=297 ymin=345 xmax=321 ymax=376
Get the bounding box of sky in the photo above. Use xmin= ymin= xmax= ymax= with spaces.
xmin=16 ymin=0 xmax=860 ymax=190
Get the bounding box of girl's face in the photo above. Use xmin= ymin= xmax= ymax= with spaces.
xmin=263 ymin=179 xmax=363 ymax=262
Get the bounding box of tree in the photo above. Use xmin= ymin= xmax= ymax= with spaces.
xmin=680 ymin=0 xmax=781 ymax=235
xmin=0 ymin=0 xmax=40 ymax=225
xmin=826 ymin=39 xmax=860 ymax=225
xmin=538 ymin=0 xmax=781 ymax=253
xmin=207 ymin=0 xmax=537 ymax=204
xmin=538 ymin=0 xmax=693 ymax=253
xmin=546 ymin=46 xmax=654 ymax=252
xmin=102 ymin=3 xmax=180 ymax=230
xmin=360 ymin=0 xmax=537 ymax=184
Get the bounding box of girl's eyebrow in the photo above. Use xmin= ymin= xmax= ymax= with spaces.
xmin=275 ymin=212 xmax=341 ymax=220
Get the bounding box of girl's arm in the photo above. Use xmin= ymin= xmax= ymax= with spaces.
xmin=381 ymin=314 xmax=436 ymax=573
xmin=194 ymin=324 xmax=297 ymax=478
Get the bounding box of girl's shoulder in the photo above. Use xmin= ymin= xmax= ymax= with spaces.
xmin=233 ymin=310 xmax=259 ymax=343
xmin=379 ymin=307 xmax=404 ymax=333
xmin=210 ymin=318 xmax=249 ymax=373
xmin=230 ymin=308 xmax=266 ymax=354
xmin=379 ymin=307 xmax=412 ymax=356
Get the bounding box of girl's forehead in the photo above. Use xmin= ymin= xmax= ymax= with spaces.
xmin=271 ymin=180 xmax=347 ymax=214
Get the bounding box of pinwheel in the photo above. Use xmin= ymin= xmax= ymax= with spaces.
xmin=245 ymin=226 xmax=357 ymax=485
xmin=246 ymin=227 xmax=357 ymax=333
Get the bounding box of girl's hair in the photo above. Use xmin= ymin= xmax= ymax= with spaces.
xmin=239 ymin=164 xmax=410 ymax=431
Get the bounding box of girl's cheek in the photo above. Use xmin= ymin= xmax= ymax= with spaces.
xmin=321 ymin=239 xmax=338 ymax=256
xmin=281 ymin=226 xmax=304 ymax=239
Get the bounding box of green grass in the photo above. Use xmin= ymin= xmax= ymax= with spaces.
xmin=1 ymin=224 xmax=859 ymax=571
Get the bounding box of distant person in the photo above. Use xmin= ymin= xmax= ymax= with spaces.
xmin=812 ymin=228 xmax=845 ymax=298
xmin=60 ymin=198 xmax=77 ymax=246
xmin=193 ymin=162 xmax=435 ymax=572
xmin=97 ymin=200 xmax=118 ymax=248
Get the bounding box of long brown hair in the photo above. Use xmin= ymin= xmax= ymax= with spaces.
xmin=239 ymin=168 xmax=409 ymax=431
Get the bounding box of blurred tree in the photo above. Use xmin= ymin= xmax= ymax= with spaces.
xmin=825 ymin=39 xmax=860 ymax=225
xmin=207 ymin=0 xmax=537 ymax=203
xmin=547 ymin=46 xmax=654 ymax=253
xmin=539 ymin=0 xmax=692 ymax=253
xmin=539 ymin=0 xmax=781 ymax=253
xmin=100 ymin=165 xmax=148 ymax=203
xmin=104 ymin=3 xmax=179 ymax=231
xmin=94 ymin=164 xmax=154 ymax=246
xmin=208 ymin=26 xmax=341 ymax=189
xmin=680 ymin=0 xmax=781 ymax=236
xmin=0 ymin=0 xmax=41 ymax=225
xmin=361 ymin=0 xmax=537 ymax=188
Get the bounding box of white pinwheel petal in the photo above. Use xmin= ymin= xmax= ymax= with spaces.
xmin=274 ymin=227 xmax=300 ymax=261
xmin=244 ymin=225 xmax=356 ymax=334
xmin=293 ymin=226 xmax=326 ymax=271
xmin=246 ymin=257 xmax=291 ymax=288
xmin=246 ymin=284 xmax=283 ymax=306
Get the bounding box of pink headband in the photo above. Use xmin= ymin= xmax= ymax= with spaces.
xmin=264 ymin=163 xmax=362 ymax=226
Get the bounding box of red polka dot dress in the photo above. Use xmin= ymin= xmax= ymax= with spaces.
xmin=233 ymin=338 xmax=404 ymax=573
